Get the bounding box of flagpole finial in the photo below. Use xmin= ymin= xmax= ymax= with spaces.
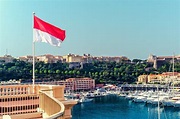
xmin=33 ymin=12 xmax=35 ymax=15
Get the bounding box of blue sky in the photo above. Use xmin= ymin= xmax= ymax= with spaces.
xmin=0 ymin=0 xmax=180 ymax=60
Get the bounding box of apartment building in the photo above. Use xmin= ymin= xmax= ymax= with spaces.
xmin=82 ymin=54 xmax=93 ymax=63
xmin=55 ymin=78 xmax=95 ymax=91
xmin=147 ymin=74 xmax=167 ymax=84
xmin=37 ymin=54 xmax=59 ymax=63
xmin=63 ymin=53 xmax=83 ymax=63
xmin=18 ymin=55 xmax=38 ymax=63
xmin=18 ymin=54 xmax=63 ymax=63
xmin=138 ymin=72 xmax=180 ymax=84
xmin=137 ymin=75 xmax=148 ymax=84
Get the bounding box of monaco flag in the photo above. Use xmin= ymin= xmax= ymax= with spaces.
xmin=33 ymin=15 xmax=66 ymax=47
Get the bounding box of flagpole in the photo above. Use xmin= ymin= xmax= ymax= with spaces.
xmin=32 ymin=12 xmax=35 ymax=94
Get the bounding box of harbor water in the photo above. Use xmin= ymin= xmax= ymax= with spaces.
xmin=72 ymin=95 xmax=180 ymax=119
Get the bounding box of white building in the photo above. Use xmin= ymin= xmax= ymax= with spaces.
xmin=0 ymin=55 xmax=15 ymax=64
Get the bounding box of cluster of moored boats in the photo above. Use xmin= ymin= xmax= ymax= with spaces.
xmin=65 ymin=86 xmax=180 ymax=108
xmin=65 ymin=89 xmax=112 ymax=103
xmin=119 ymin=90 xmax=180 ymax=107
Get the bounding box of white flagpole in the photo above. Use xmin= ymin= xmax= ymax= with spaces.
xmin=32 ymin=12 xmax=35 ymax=94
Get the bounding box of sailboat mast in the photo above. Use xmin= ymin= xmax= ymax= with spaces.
xmin=157 ymin=85 xmax=160 ymax=119
xmin=172 ymin=55 xmax=175 ymax=95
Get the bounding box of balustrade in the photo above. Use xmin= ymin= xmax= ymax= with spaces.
xmin=0 ymin=84 xmax=76 ymax=119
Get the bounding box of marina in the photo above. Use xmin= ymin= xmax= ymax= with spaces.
xmin=65 ymin=83 xmax=180 ymax=108
xmin=72 ymin=94 xmax=180 ymax=119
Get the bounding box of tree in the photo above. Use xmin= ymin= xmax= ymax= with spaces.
xmin=103 ymin=71 xmax=109 ymax=77
xmin=0 ymin=59 xmax=179 ymax=84
xmin=56 ymin=70 xmax=60 ymax=74
xmin=44 ymin=69 xmax=47 ymax=74
xmin=77 ymin=71 xmax=80 ymax=75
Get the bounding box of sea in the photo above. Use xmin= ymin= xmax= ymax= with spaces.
xmin=72 ymin=95 xmax=180 ymax=119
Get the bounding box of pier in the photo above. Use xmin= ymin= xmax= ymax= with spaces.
xmin=119 ymin=84 xmax=168 ymax=91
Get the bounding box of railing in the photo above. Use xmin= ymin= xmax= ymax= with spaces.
xmin=0 ymin=85 xmax=39 ymax=116
xmin=0 ymin=85 xmax=31 ymax=96
xmin=39 ymin=89 xmax=65 ymax=119
xmin=0 ymin=84 xmax=75 ymax=119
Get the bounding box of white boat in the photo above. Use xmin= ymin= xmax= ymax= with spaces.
xmin=173 ymin=100 xmax=180 ymax=107
xmin=133 ymin=96 xmax=146 ymax=103
xmin=79 ymin=97 xmax=93 ymax=103
xmin=145 ymin=97 xmax=155 ymax=103
xmin=85 ymin=93 xmax=95 ymax=98
xmin=119 ymin=93 xmax=126 ymax=97
xmin=125 ymin=92 xmax=139 ymax=99
xmin=162 ymin=96 xmax=180 ymax=107
xmin=151 ymin=96 xmax=168 ymax=105
xmin=125 ymin=94 xmax=134 ymax=99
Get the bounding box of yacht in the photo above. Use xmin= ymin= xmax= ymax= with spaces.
xmin=162 ymin=96 xmax=180 ymax=107
xmin=133 ymin=96 xmax=146 ymax=103
xmin=79 ymin=97 xmax=93 ymax=103
xmin=173 ymin=100 xmax=180 ymax=107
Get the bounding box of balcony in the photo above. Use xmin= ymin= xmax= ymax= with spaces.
xmin=0 ymin=84 xmax=77 ymax=119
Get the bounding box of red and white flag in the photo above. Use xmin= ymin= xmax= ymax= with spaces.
xmin=33 ymin=16 xmax=66 ymax=47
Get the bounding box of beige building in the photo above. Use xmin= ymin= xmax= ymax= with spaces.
xmin=18 ymin=54 xmax=63 ymax=63
xmin=137 ymin=75 xmax=148 ymax=84
xmin=63 ymin=53 xmax=130 ymax=63
xmin=54 ymin=55 xmax=64 ymax=62
xmin=18 ymin=55 xmax=38 ymax=63
xmin=0 ymin=55 xmax=15 ymax=63
xmin=138 ymin=72 xmax=180 ymax=84
xmin=37 ymin=54 xmax=62 ymax=63
xmin=92 ymin=56 xmax=129 ymax=63
xmin=63 ymin=54 xmax=83 ymax=63
xmin=147 ymin=74 xmax=163 ymax=84
xmin=12 ymin=53 xmax=130 ymax=64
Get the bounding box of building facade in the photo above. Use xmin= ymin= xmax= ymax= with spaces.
xmin=1 ymin=53 xmax=130 ymax=64
xmin=137 ymin=75 xmax=148 ymax=84
xmin=37 ymin=54 xmax=62 ymax=63
xmin=63 ymin=54 xmax=83 ymax=63
xmin=54 ymin=78 xmax=95 ymax=91
xmin=138 ymin=72 xmax=180 ymax=84
xmin=18 ymin=55 xmax=38 ymax=63
xmin=0 ymin=55 xmax=15 ymax=64
xmin=147 ymin=54 xmax=180 ymax=69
